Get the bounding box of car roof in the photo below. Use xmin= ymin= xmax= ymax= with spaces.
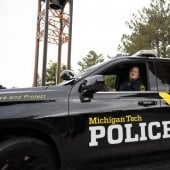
xmin=113 ymin=54 xmax=170 ymax=61
xmin=114 ymin=50 xmax=170 ymax=61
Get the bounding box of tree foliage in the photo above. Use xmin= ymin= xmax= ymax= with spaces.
xmin=46 ymin=61 xmax=66 ymax=85
xmin=78 ymin=51 xmax=104 ymax=71
xmin=118 ymin=0 xmax=170 ymax=57
xmin=78 ymin=51 xmax=116 ymax=90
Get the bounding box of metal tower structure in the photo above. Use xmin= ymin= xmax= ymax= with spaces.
xmin=33 ymin=0 xmax=73 ymax=86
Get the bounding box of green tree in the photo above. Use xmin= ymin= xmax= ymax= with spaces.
xmin=78 ymin=51 xmax=104 ymax=71
xmin=78 ymin=51 xmax=116 ymax=90
xmin=118 ymin=0 xmax=170 ymax=57
xmin=46 ymin=61 xmax=66 ymax=85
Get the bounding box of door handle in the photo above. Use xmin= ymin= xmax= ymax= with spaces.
xmin=138 ymin=101 xmax=157 ymax=106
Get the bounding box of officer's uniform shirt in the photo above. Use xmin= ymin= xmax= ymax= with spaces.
xmin=119 ymin=79 xmax=145 ymax=91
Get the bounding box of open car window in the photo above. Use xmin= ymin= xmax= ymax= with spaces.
xmin=100 ymin=62 xmax=148 ymax=92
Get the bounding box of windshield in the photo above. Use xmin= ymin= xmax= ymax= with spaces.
xmin=74 ymin=60 xmax=109 ymax=78
xmin=58 ymin=59 xmax=112 ymax=86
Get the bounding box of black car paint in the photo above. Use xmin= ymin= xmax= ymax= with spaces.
xmin=0 ymin=56 xmax=170 ymax=169
xmin=0 ymin=85 xmax=73 ymax=168
xmin=68 ymin=57 xmax=170 ymax=169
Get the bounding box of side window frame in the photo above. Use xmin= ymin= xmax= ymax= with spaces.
xmin=147 ymin=60 xmax=158 ymax=91
xmin=99 ymin=60 xmax=148 ymax=92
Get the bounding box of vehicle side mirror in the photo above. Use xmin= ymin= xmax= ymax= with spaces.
xmin=60 ymin=70 xmax=74 ymax=80
xmin=80 ymin=75 xmax=104 ymax=102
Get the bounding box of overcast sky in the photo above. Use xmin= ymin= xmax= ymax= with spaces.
xmin=0 ymin=0 xmax=150 ymax=88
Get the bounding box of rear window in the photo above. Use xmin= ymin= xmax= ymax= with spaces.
xmin=154 ymin=61 xmax=170 ymax=91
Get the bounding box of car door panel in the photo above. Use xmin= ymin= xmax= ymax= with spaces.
xmin=154 ymin=61 xmax=170 ymax=151
xmin=69 ymin=90 xmax=161 ymax=168
xmin=68 ymin=59 xmax=164 ymax=169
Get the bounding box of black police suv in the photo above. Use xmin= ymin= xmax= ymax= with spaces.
xmin=0 ymin=50 xmax=170 ymax=170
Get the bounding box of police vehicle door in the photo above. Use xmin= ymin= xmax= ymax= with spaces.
xmin=154 ymin=60 xmax=170 ymax=151
xmin=69 ymin=59 xmax=161 ymax=168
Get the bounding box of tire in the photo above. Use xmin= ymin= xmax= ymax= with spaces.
xmin=0 ymin=137 xmax=58 ymax=170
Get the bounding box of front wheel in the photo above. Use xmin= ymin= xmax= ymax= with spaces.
xmin=0 ymin=137 xmax=58 ymax=170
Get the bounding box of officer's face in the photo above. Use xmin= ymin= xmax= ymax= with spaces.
xmin=129 ymin=67 xmax=140 ymax=80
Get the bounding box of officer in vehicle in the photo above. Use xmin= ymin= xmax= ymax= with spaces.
xmin=119 ymin=66 xmax=145 ymax=91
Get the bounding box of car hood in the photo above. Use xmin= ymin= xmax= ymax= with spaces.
xmin=0 ymin=85 xmax=72 ymax=120
xmin=0 ymin=85 xmax=71 ymax=104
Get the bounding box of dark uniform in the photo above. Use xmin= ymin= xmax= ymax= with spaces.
xmin=119 ymin=79 xmax=145 ymax=91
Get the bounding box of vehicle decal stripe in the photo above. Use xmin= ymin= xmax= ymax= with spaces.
xmin=159 ymin=92 xmax=170 ymax=105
